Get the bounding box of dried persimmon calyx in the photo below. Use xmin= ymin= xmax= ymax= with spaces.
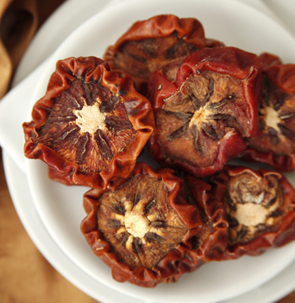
xmin=104 ymin=14 xmax=224 ymax=94
xmin=81 ymin=163 xmax=203 ymax=287
xmin=148 ymin=47 xmax=262 ymax=177
xmin=23 ymin=57 xmax=154 ymax=189
xmin=242 ymin=53 xmax=295 ymax=172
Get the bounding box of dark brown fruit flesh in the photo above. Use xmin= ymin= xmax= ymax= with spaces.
xmin=156 ymin=70 xmax=249 ymax=168
xmin=33 ymin=78 xmax=136 ymax=174
xmin=97 ymin=174 xmax=188 ymax=270
xmin=114 ymin=35 xmax=197 ymax=81
xmin=247 ymin=75 xmax=295 ymax=155
xmin=224 ymin=170 xmax=292 ymax=245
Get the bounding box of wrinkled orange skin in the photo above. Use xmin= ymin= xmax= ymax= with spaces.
xmin=104 ymin=14 xmax=224 ymax=95
xmin=81 ymin=162 xmax=204 ymax=287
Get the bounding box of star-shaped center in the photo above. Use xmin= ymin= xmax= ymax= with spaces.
xmin=73 ymin=98 xmax=106 ymax=135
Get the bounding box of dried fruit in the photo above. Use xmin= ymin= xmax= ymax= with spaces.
xmin=98 ymin=174 xmax=189 ymax=270
xmin=148 ymin=47 xmax=262 ymax=177
xmin=81 ymin=162 xmax=203 ymax=287
xmin=242 ymin=53 xmax=295 ymax=171
xmin=23 ymin=57 xmax=154 ymax=188
xmin=104 ymin=14 xmax=224 ymax=94
xmin=211 ymin=165 xmax=295 ymax=259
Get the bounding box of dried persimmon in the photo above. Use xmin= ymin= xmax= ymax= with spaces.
xmin=148 ymin=47 xmax=262 ymax=177
xmin=81 ymin=162 xmax=204 ymax=287
xmin=211 ymin=165 xmax=295 ymax=259
xmin=104 ymin=14 xmax=224 ymax=94
xmin=242 ymin=52 xmax=295 ymax=171
xmin=23 ymin=57 xmax=154 ymax=189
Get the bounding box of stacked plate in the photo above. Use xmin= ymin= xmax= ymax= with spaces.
xmin=1 ymin=0 xmax=295 ymax=302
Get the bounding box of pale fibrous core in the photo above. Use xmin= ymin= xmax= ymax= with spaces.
xmin=97 ymin=174 xmax=188 ymax=269
xmin=112 ymin=199 xmax=163 ymax=250
xmin=224 ymin=170 xmax=291 ymax=245
xmin=73 ymin=98 xmax=106 ymax=135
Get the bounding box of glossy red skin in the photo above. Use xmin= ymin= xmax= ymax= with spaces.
xmin=185 ymin=175 xmax=229 ymax=263
xmin=211 ymin=165 xmax=295 ymax=260
xmin=241 ymin=52 xmax=295 ymax=172
xmin=80 ymin=163 xmax=204 ymax=287
xmin=23 ymin=57 xmax=154 ymax=189
xmin=241 ymin=149 xmax=295 ymax=172
xmin=104 ymin=14 xmax=224 ymax=95
xmin=148 ymin=47 xmax=262 ymax=178
xmin=107 ymin=14 xmax=207 ymax=50
xmin=259 ymin=53 xmax=295 ymax=94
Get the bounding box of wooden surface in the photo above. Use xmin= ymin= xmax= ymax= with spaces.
xmin=0 ymin=151 xmax=99 ymax=303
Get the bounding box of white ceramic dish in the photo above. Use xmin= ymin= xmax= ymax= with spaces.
xmin=4 ymin=150 xmax=295 ymax=303
xmin=23 ymin=0 xmax=295 ymax=302
xmin=3 ymin=152 xmax=144 ymax=303
xmin=1 ymin=0 xmax=295 ymax=302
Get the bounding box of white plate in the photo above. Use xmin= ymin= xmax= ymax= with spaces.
xmin=22 ymin=0 xmax=295 ymax=302
xmin=4 ymin=150 xmax=295 ymax=303
xmin=3 ymin=153 xmax=144 ymax=303
xmin=2 ymin=0 xmax=294 ymax=302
